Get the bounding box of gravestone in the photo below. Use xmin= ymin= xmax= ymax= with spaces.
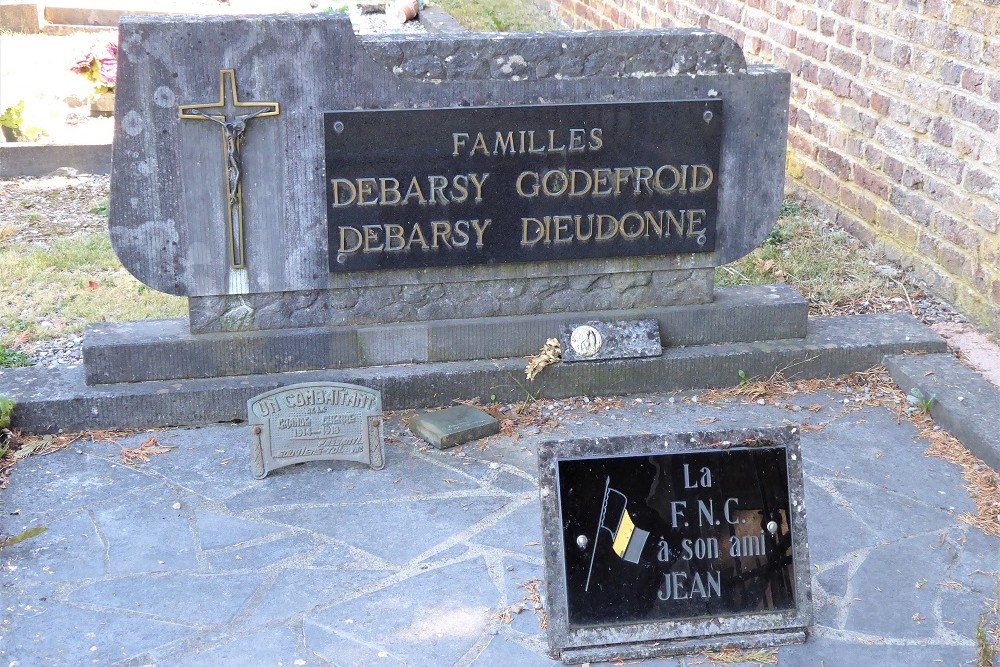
xmin=0 ymin=12 xmax=949 ymax=435
xmin=537 ymin=426 xmax=812 ymax=662
xmin=108 ymin=13 xmax=787 ymax=337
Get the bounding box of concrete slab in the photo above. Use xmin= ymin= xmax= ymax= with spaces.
xmin=82 ymin=286 xmax=808 ymax=384
xmin=410 ymin=406 xmax=501 ymax=450
xmin=0 ymin=143 xmax=111 ymax=178
xmin=1 ymin=386 xmax=995 ymax=665
xmin=886 ymin=352 xmax=1000 ymax=472
xmin=2 ymin=313 xmax=944 ymax=434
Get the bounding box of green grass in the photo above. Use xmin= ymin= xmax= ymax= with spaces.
xmin=435 ymin=0 xmax=562 ymax=31
xmin=717 ymin=201 xmax=912 ymax=315
xmin=0 ymin=232 xmax=186 ymax=347
xmin=0 ymin=346 xmax=32 ymax=368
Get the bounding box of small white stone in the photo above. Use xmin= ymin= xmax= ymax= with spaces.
xmin=172 ymin=502 xmax=181 ymax=510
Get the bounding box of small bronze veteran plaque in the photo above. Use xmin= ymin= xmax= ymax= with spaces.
xmin=247 ymin=381 xmax=385 ymax=479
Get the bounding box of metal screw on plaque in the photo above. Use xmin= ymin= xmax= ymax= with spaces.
xmin=576 ymin=535 xmax=589 ymax=549
xmin=703 ymin=110 xmax=714 ymax=123
xmin=570 ymin=325 xmax=603 ymax=357
xmin=333 ymin=120 xmax=345 ymax=133
xmin=766 ymin=520 xmax=778 ymax=535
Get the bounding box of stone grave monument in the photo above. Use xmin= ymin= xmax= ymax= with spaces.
xmin=0 ymin=13 xmax=945 ymax=432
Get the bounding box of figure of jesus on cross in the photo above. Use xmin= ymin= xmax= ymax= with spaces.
xmin=179 ymin=69 xmax=279 ymax=270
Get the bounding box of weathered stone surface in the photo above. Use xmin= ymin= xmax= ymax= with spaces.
xmin=109 ymin=14 xmax=788 ymax=309
xmin=885 ymin=352 xmax=1000 ymax=472
xmin=1 ymin=312 xmax=945 ymax=434
xmin=186 ymin=268 xmax=714 ymax=332
xmin=409 ymin=405 xmax=500 ymax=449
xmin=84 ymin=286 xmax=805 ymax=384
xmin=560 ymin=319 xmax=662 ymax=362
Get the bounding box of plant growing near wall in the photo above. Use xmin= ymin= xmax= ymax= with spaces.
xmin=0 ymin=101 xmax=42 ymax=142
xmin=0 ymin=396 xmax=13 ymax=431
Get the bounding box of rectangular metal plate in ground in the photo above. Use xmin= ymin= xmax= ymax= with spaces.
xmin=409 ymin=405 xmax=500 ymax=450
xmin=247 ymin=381 xmax=385 ymax=478
xmin=560 ymin=319 xmax=662 ymax=362
xmin=537 ymin=426 xmax=812 ymax=663
xmin=326 ymin=100 xmax=721 ymax=272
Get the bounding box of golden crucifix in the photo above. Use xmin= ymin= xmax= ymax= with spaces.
xmin=178 ymin=69 xmax=279 ymax=270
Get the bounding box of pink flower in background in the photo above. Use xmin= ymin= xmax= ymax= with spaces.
xmin=71 ymin=38 xmax=118 ymax=93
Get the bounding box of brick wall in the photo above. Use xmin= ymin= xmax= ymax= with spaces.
xmin=545 ymin=0 xmax=1000 ymax=332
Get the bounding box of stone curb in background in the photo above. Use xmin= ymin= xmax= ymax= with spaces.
xmin=885 ymin=352 xmax=1000 ymax=473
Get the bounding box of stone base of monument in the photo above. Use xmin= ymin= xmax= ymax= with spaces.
xmin=556 ymin=628 xmax=807 ymax=664
xmin=0 ymin=287 xmax=946 ymax=434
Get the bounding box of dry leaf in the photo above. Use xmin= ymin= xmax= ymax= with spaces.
xmin=525 ymin=338 xmax=561 ymax=381
xmin=120 ymin=436 xmax=171 ymax=465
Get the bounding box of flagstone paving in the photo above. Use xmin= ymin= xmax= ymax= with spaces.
xmin=1 ymin=390 xmax=997 ymax=666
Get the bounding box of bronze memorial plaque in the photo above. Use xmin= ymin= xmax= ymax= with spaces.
xmin=247 ymin=382 xmax=385 ymax=479
xmin=326 ymin=100 xmax=722 ymax=272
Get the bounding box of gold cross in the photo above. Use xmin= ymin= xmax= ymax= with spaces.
xmin=179 ymin=69 xmax=279 ymax=270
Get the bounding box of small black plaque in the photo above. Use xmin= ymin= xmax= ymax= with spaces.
xmin=325 ymin=100 xmax=721 ymax=272
xmin=559 ymin=447 xmax=794 ymax=628
xmin=537 ymin=427 xmax=812 ymax=662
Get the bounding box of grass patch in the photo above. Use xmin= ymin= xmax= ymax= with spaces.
xmin=435 ymin=0 xmax=562 ymax=31
xmin=0 ymin=346 xmax=33 ymax=368
xmin=0 ymin=232 xmax=186 ymax=347
xmin=717 ymin=201 xmax=914 ymax=316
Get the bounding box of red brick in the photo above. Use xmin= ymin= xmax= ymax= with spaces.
xmin=872 ymin=35 xmax=893 ymax=61
xmin=795 ymin=34 xmax=828 ymax=60
xmin=854 ymin=165 xmax=889 ymax=197
xmin=934 ymin=212 xmax=978 ymax=249
xmin=802 ymin=8 xmax=817 ymax=30
xmin=863 ymin=144 xmax=886 ymax=168
xmin=829 ymin=46 xmax=863 ymax=75
xmin=803 ymin=164 xmax=823 ymax=189
xmin=820 ymin=173 xmax=841 ymax=199
xmin=849 ymin=82 xmax=870 ymax=106
xmin=952 ymin=95 xmax=1000 ymax=132
xmin=788 ymin=129 xmax=814 ymax=154
xmin=883 ymin=156 xmax=905 ymax=183
xmin=961 ymin=68 xmax=986 ymax=93
xmin=854 ymin=30 xmax=873 ymax=55
xmin=839 ymin=185 xmax=859 ymax=210
xmin=949 ymin=30 xmax=984 ymax=61
xmin=819 ymin=146 xmax=851 ymax=178
xmin=869 ymin=91 xmax=890 ymax=114
xmin=768 ymin=22 xmax=796 ymax=48
xmin=965 ymin=169 xmax=1000 ymax=197
xmin=931 ymin=118 xmax=954 ymax=147
xmin=971 ymin=202 xmax=999 ymax=233
xmin=819 ymin=16 xmax=835 ymax=36
xmin=856 ymin=195 xmax=877 ymax=223
xmin=831 ymin=73 xmax=852 ymax=97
